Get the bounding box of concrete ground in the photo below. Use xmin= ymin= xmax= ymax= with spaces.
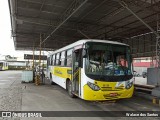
xmin=0 ymin=71 xmax=160 ymax=120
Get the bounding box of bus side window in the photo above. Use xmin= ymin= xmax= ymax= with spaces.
xmin=59 ymin=52 xmax=61 ymax=65
xmin=66 ymin=49 xmax=72 ymax=67
xmin=49 ymin=56 xmax=52 ymax=65
xmin=51 ymin=55 xmax=53 ymax=65
xmin=64 ymin=51 xmax=67 ymax=66
xmin=47 ymin=57 xmax=50 ymax=67
xmin=55 ymin=54 xmax=57 ymax=65
xmin=56 ymin=53 xmax=60 ymax=65
xmin=52 ymin=55 xmax=55 ymax=65
xmin=60 ymin=51 xmax=65 ymax=66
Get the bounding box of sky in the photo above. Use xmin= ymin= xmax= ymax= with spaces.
xmin=0 ymin=0 xmax=31 ymax=57
xmin=0 ymin=1 xmax=51 ymax=58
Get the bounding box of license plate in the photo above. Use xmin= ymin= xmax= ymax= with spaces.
xmin=110 ymin=93 xmax=118 ymax=97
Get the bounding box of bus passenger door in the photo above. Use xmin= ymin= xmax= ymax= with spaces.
xmin=72 ymin=49 xmax=82 ymax=96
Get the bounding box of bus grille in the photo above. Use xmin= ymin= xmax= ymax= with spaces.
xmin=101 ymin=86 xmax=124 ymax=91
xmin=114 ymin=86 xmax=124 ymax=91
xmin=103 ymin=94 xmax=120 ymax=99
xmin=101 ymin=87 xmax=112 ymax=91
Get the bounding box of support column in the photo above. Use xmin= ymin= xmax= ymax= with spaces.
xmin=35 ymin=34 xmax=42 ymax=86
xmin=39 ymin=33 xmax=42 ymax=67
xmin=156 ymin=14 xmax=160 ymax=67
xmin=32 ymin=46 xmax=35 ymax=69
xmin=32 ymin=45 xmax=35 ymax=83
xmin=151 ymin=14 xmax=160 ymax=98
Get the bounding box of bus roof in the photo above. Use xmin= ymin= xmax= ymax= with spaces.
xmin=0 ymin=60 xmax=6 ymax=62
xmin=49 ymin=39 xmax=129 ymax=55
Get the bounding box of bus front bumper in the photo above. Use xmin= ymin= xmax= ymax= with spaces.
xmin=83 ymin=85 xmax=134 ymax=101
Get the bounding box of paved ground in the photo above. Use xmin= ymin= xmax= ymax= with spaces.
xmin=0 ymin=71 xmax=160 ymax=120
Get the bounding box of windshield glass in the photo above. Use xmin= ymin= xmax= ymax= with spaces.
xmin=85 ymin=42 xmax=132 ymax=81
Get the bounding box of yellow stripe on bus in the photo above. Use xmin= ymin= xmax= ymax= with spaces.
xmin=53 ymin=66 xmax=72 ymax=79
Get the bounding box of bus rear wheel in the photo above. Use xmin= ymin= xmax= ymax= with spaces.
xmin=67 ymin=80 xmax=76 ymax=98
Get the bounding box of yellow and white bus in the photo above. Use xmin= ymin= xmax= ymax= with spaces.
xmin=0 ymin=61 xmax=8 ymax=70
xmin=47 ymin=39 xmax=134 ymax=101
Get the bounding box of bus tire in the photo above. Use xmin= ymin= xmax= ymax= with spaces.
xmin=67 ymin=80 xmax=76 ymax=98
xmin=51 ymin=81 xmax=55 ymax=85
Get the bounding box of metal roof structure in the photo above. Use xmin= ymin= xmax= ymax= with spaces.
xmin=8 ymin=0 xmax=160 ymax=59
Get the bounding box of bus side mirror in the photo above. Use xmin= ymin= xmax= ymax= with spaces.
xmin=82 ymin=49 xmax=87 ymax=58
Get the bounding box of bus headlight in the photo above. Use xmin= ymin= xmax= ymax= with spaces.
xmin=87 ymin=82 xmax=100 ymax=91
xmin=125 ymin=81 xmax=133 ymax=89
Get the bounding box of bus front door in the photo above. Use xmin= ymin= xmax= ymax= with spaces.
xmin=72 ymin=49 xmax=82 ymax=96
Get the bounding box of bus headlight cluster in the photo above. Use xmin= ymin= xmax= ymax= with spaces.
xmin=87 ymin=82 xmax=100 ymax=91
xmin=125 ymin=81 xmax=133 ymax=89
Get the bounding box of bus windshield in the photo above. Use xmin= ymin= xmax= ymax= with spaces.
xmin=85 ymin=42 xmax=133 ymax=81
